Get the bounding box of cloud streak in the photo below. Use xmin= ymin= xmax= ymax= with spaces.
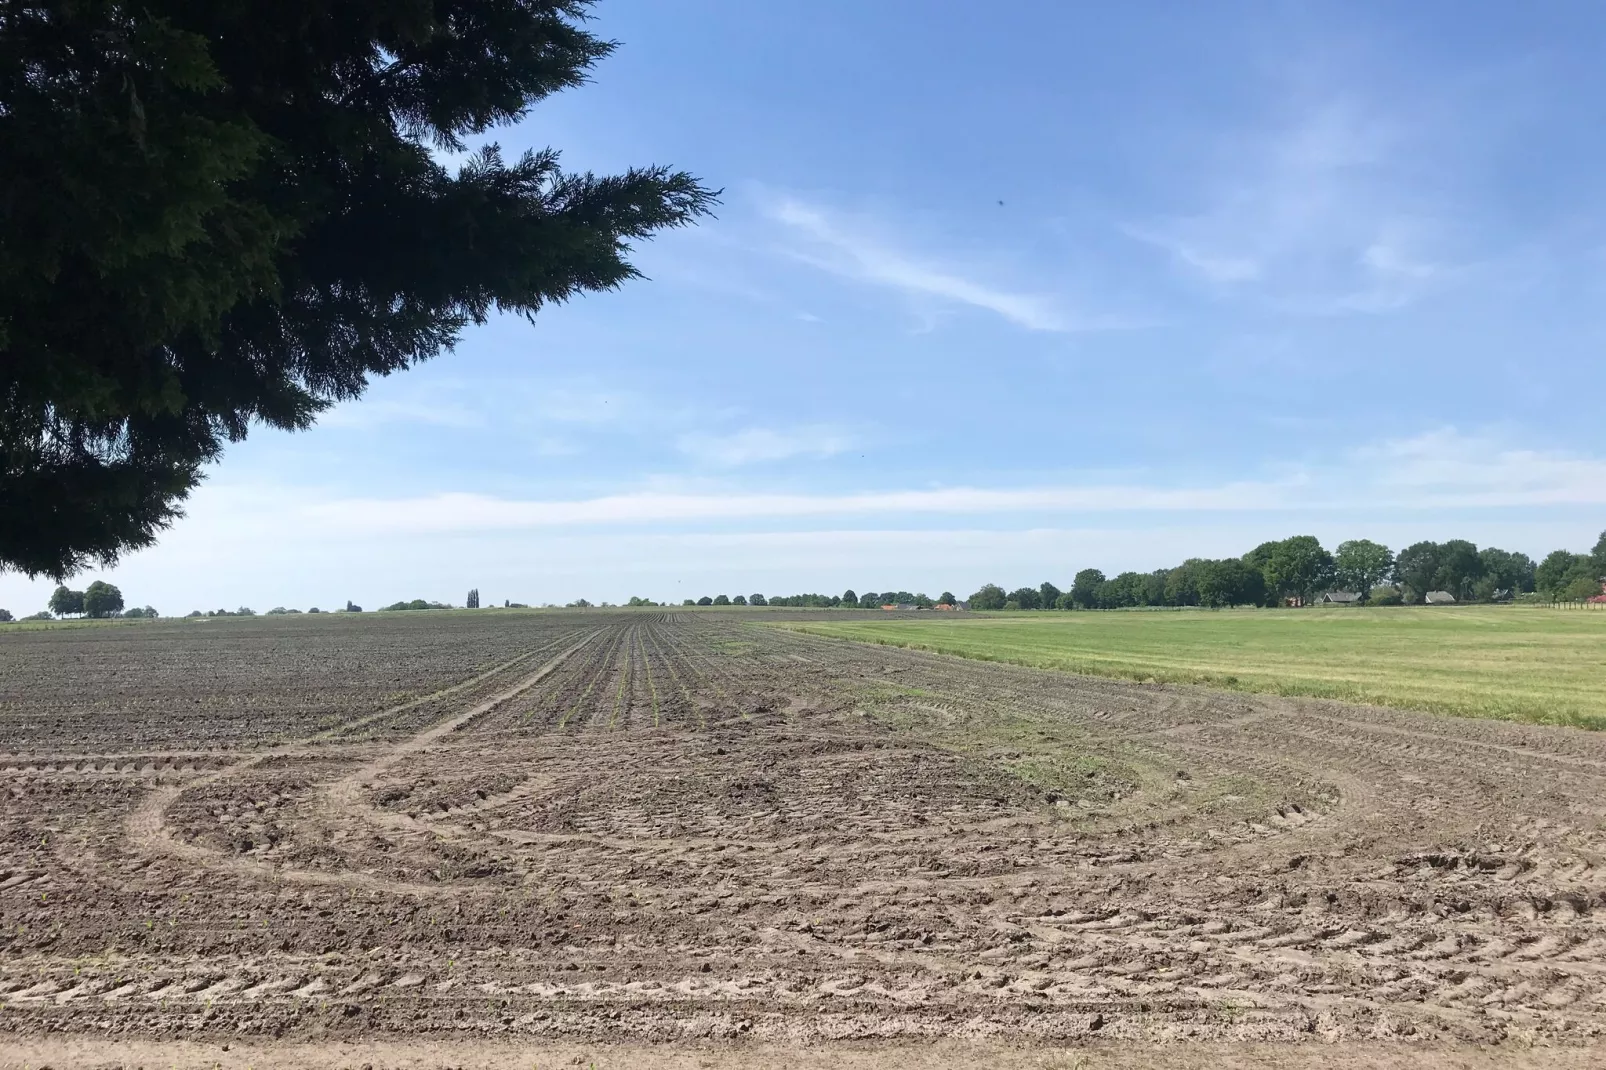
xmin=273 ymin=430 xmax=1606 ymax=536
xmin=766 ymin=196 xmax=1080 ymax=332
xmin=1128 ymin=100 xmax=1466 ymax=314
xmin=677 ymin=425 xmax=854 ymax=467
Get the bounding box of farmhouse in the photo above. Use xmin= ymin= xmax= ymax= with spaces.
xmin=1319 ymin=591 xmax=1361 ymax=604
xmin=1425 ymin=590 xmax=1457 ymax=605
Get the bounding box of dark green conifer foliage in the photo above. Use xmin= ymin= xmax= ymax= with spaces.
xmin=1 ymin=1 xmax=716 ymax=577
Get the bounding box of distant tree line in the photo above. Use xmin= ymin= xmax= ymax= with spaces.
xmin=677 ymin=589 xmax=961 ymax=609
xmin=969 ymin=531 xmax=1606 ymax=611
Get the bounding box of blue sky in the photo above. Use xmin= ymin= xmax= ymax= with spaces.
xmin=7 ymin=0 xmax=1606 ymax=613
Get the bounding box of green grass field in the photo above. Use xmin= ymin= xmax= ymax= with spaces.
xmin=776 ymin=606 xmax=1606 ymax=729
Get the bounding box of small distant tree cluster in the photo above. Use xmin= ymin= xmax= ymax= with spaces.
xmin=380 ymin=599 xmax=450 ymax=611
xmin=344 ymin=601 xmax=362 ymax=613
xmin=48 ymin=585 xmax=84 ymax=617
xmin=970 ymin=584 xmax=1007 ymax=611
xmin=767 ymin=593 xmax=839 ymax=607
xmin=0 ymin=609 xmax=13 ymax=622
xmin=48 ymin=581 xmax=125 ymax=618
xmin=466 ymin=589 xmax=480 ymax=609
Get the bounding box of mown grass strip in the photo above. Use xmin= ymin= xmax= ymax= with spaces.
xmin=771 ymin=606 xmax=1606 ymax=730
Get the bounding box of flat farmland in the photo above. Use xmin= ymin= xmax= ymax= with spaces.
xmin=4 ymin=611 xmax=1606 ymax=1069
xmin=782 ymin=606 xmax=1606 ymax=728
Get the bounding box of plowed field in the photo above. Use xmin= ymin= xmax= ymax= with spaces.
xmin=3 ymin=611 xmax=1604 ymax=1068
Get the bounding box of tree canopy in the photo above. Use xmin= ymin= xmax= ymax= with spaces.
xmin=48 ymin=585 xmax=85 ymax=617
xmin=1393 ymin=542 xmax=1441 ymax=602
xmin=1260 ymin=536 xmax=1335 ymax=604
xmin=82 ymin=580 xmax=125 ymax=618
xmin=969 ymin=584 xmax=1007 ymax=611
xmin=1334 ymin=539 xmax=1394 ymax=598
xmin=1 ymin=0 xmax=716 ymax=578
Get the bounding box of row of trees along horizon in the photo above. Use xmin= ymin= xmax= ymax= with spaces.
xmin=670 ymin=532 xmax=1606 ymax=612
xmin=5 ymin=533 xmax=1601 ymax=624
xmin=968 ymin=533 xmax=1606 ymax=611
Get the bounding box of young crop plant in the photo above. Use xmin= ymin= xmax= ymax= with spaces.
xmin=638 ymin=628 xmax=661 ymax=727
xmin=608 ymin=633 xmax=633 ymax=729
xmin=644 ymin=625 xmax=700 ymax=728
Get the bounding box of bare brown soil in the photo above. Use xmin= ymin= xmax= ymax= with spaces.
xmin=3 ymin=610 xmax=1606 ymax=1067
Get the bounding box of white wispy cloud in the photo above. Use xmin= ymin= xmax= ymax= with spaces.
xmin=1359 ymin=429 xmax=1606 ymax=505
xmin=765 ymin=196 xmax=1084 ymax=332
xmin=268 ymin=428 xmax=1606 ymax=536
xmin=1128 ymin=100 xmax=1465 ymax=314
xmin=300 ymin=481 xmax=1282 ymax=535
xmin=677 ymin=425 xmax=854 ymax=467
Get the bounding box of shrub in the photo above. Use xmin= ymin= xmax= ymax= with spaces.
xmin=0 ymin=609 xmax=12 ymax=622
xmin=1368 ymin=586 xmax=1404 ymax=606
xmin=1562 ymin=575 xmax=1602 ymax=601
